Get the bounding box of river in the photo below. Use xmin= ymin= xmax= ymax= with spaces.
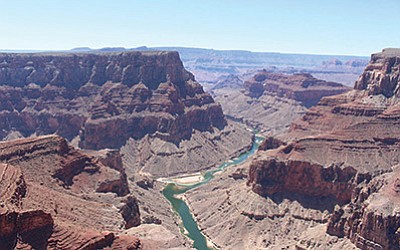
xmin=162 ymin=135 xmax=263 ymax=250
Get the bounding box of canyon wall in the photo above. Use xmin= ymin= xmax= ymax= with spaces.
xmin=0 ymin=136 xmax=142 ymax=249
xmin=244 ymin=71 xmax=350 ymax=107
xmin=0 ymin=51 xmax=254 ymax=178
xmin=212 ymin=71 xmax=350 ymax=136
xmin=246 ymin=48 xmax=400 ymax=249
xmin=0 ymin=51 xmax=226 ymax=149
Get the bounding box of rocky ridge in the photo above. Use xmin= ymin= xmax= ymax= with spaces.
xmin=0 ymin=51 xmax=253 ymax=177
xmin=212 ymin=71 xmax=350 ymax=135
xmin=244 ymin=71 xmax=350 ymax=107
xmin=0 ymin=135 xmax=143 ymax=249
xmin=246 ymin=48 xmax=400 ymax=249
xmin=0 ymin=135 xmax=195 ymax=249
xmin=0 ymin=51 xmax=225 ymax=148
xmin=185 ymin=48 xmax=400 ymax=249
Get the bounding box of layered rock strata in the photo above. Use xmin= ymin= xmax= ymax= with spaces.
xmin=0 ymin=51 xmax=226 ymax=148
xmin=185 ymin=49 xmax=400 ymax=249
xmin=185 ymin=162 xmax=357 ymax=249
xmin=212 ymin=71 xmax=350 ymax=135
xmin=0 ymin=136 xmax=142 ymax=249
xmin=0 ymin=51 xmax=253 ymax=177
xmin=248 ymin=160 xmax=363 ymax=205
xmin=246 ymin=48 xmax=400 ymax=249
xmin=244 ymin=71 xmax=350 ymax=108
xmin=0 ymin=135 xmax=190 ymax=249
xmin=327 ymin=168 xmax=400 ymax=250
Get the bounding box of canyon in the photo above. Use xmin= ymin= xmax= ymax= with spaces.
xmin=211 ymin=71 xmax=350 ymax=135
xmin=185 ymin=48 xmax=400 ymax=249
xmin=0 ymin=51 xmax=252 ymax=177
xmin=66 ymin=46 xmax=367 ymax=87
xmin=0 ymin=47 xmax=399 ymax=250
xmin=0 ymin=50 xmax=253 ymax=249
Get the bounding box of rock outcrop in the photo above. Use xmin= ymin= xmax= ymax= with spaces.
xmin=245 ymin=49 xmax=400 ymax=249
xmin=354 ymin=48 xmax=400 ymax=97
xmin=326 ymin=167 xmax=400 ymax=250
xmin=212 ymin=71 xmax=350 ymax=135
xmin=0 ymin=50 xmax=253 ymax=178
xmin=0 ymin=51 xmax=226 ymax=149
xmin=185 ymin=162 xmax=357 ymax=249
xmin=0 ymin=135 xmax=130 ymax=196
xmin=0 ymin=136 xmax=143 ymax=249
xmin=248 ymin=160 xmax=361 ymax=204
xmin=258 ymin=136 xmax=286 ymax=151
xmin=244 ymin=71 xmax=350 ymax=107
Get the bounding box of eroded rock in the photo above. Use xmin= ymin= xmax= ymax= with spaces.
xmin=0 ymin=51 xmax=227 ymax=149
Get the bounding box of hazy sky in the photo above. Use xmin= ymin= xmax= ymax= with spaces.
xmin=1 ymin=0 xmax=399 ymax=56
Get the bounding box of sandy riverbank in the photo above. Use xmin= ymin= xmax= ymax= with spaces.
xmin=158 ymin=173 xmax=205 ymax=186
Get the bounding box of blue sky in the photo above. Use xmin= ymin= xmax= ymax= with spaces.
xmin=1 ymin=0 xmax=399 ymax=56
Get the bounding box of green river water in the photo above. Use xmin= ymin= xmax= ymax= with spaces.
xmin=162 ymin=135 xmax=263 ymax=250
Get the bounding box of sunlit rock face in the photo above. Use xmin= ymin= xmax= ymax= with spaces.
xmin=0 ymin=135 xmax=141 ymax=249
xmin=0 ymin=51 xmax=226 ymax=149
xmin=245 ymin=49 xmax=400 ymax=249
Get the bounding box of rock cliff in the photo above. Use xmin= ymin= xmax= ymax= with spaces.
xmin=0 ymin=51 xmax=253 ymax=177
xmin=244 ymin=71 xmax=350 ymax=107
xmin=354 ymin=48 xmax=400 ymax=97
xmin=0 ymin=51 xmax=226 ymax=148
xmin=212 ymin=71 xmax=350 ymax=135
xmin=248 ymin=159 xmax=361 ymax=204
xmin=245 ymin=48 xmax=400 ymax=249
xmin=327 ymin=169 xmax=400 ymax=250
xmin=0 ymin=136 xmax=143 ymax=249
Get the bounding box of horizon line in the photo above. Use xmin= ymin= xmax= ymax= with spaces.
xmin=0 ymin=45 xmax=374 ymax=58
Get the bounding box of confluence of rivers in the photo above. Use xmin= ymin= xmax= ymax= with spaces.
xmin=162 ymin=135 xmax=263 ymax=250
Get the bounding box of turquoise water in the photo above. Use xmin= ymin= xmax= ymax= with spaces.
xmin=162 ymin=135 xmax=263 ymax=250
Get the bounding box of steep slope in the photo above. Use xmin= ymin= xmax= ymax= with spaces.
xmin=0 ymin=135 xmax=191 ymax=249
xmin=212 ymin=71 xmax=350 ymax=135
xmin=0 ymin=51 xmax=224 ymax=146
xmin=186 ymin=48 xmax=400 ymax=249
xmin=0 ymin=136 xmax=142 ymax=249
xmin=0 ymin=51 xmax=252 ymax=177
xmin=247 ymin=48 xmax=400 ymax=249
xmin=186 ymin=162 xmax=357 ymax=249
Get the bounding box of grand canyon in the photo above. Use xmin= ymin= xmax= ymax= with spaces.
xmin=0 ymin=46 xmax=399 ymax=250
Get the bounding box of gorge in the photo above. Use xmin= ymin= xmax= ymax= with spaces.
xmin=1 ymin=47 xmax=400 ymax=250
xmin=0 ymin=50 xmax=253 ymax=249
xmin=185 ymin=48 xmax=400 ymax=249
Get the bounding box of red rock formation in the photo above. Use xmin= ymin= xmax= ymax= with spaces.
xmin=0 ymin=137 xmax=141 ymax=249
xmin=258 ymin=136 xmax=286 ymax=151
xmin=248 ymin=159 xmax=360 ymax=204
xmin=0 ymin=163 xmax=54 ymax=249
xmin=120 ymin=196 xmax=141 ymax=229
xmin=0 ymin=51 xmax=227 ymax=149
xmin=0 ymin=135 xmax=129 ymax=196
xmin=244 ymin=71 xmax=350 ymax=107
xmin=354 ymin=48 xmax=400 ymax=97
xmin=247 ymin=49 xmax=400 ymax=249
xmin=327 ymin=169 xmax=400 ymax=250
